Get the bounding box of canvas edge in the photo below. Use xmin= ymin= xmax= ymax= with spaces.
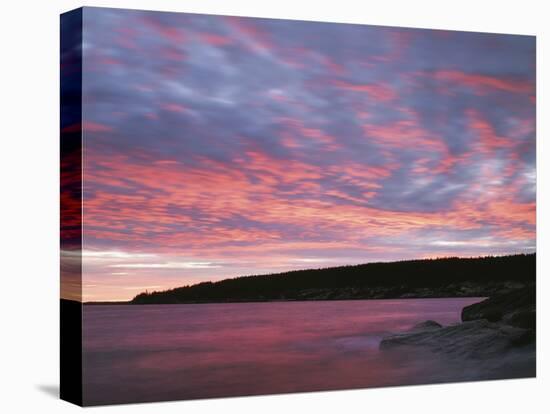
xmin=60 ymin=6 xmax=84 ymax=407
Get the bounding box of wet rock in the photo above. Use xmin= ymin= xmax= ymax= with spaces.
xmin=461 ymin=286 xmax=535 ymax=323
xmin=410 ymin=320 xmax=442 ymax=332
xmin=504 ymin=309 xmax=536 ymax=330
xmin=379 ymin=319 xmax=533 ymax=359
xmin=379 ymin=287 xmax=536 ymax=380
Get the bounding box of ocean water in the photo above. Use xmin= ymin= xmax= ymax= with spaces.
xmin=83 ymin=298 xmax=484 ymax=405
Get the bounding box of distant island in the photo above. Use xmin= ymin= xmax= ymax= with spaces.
xmin=128 ymin=253 xmax=535 ymax=305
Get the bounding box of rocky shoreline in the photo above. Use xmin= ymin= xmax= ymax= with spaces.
xmin=379 ymin=286 xmax=536 ymax=379
xmin=125 ymin=281 xmax=530 ymax=305
xmin=279 ymin=280 xmax=526 ymax=302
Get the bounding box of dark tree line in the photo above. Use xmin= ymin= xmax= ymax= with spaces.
xmin=131 ymin=253 xmax=535 ymax=304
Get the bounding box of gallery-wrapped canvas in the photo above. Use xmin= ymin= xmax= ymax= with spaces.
xmin=60 ymin=7 xmax=536 ymax=406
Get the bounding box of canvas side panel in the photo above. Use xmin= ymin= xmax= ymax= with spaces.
xmin=60 ymin=7 xmax=83 ymax=407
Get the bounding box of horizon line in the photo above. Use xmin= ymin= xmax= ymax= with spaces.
xmin=74 ymin=251 xmax=535 ymax=304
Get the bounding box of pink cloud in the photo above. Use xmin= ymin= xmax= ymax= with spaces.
xmin=199 ymin=33 xmax=234 ymax=46
xmin=83 ymin=145 xmax=534 ymax=259
xmin=162 ymin=103 xmax=188 ymax=113
xmin=277 ymin=117 xmax=341 ymax=151
xmin=225 ymin=17 xmax=273 ymax=54
xmin=467 ymin=109 xmax=513 ymax=152
xmin=142 ymin=16 xmax=186 ymax=43
xmin=334 ymin=80 xmax=396 ymax=102
xmin=434 ymin=70 xmax=534 ymax=95
xmin=362 ymin=119 xmax=446 ymax=152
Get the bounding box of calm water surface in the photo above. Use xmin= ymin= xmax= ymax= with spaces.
xmin=83 ymin=298 xmax=483 ymax=405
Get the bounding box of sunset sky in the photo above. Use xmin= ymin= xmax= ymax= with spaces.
xmin=73 ymin=8 xmax=535 ymax=301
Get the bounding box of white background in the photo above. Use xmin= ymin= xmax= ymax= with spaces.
xmin=0 ymin=0 xmax=548 ymax=412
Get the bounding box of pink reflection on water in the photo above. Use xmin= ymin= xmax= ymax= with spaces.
xmin=83 ymin=298 xmax=482 ymax=405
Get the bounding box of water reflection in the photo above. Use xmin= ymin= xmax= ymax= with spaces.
xmin=83 ymin=298 xmax=482 ymax=405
